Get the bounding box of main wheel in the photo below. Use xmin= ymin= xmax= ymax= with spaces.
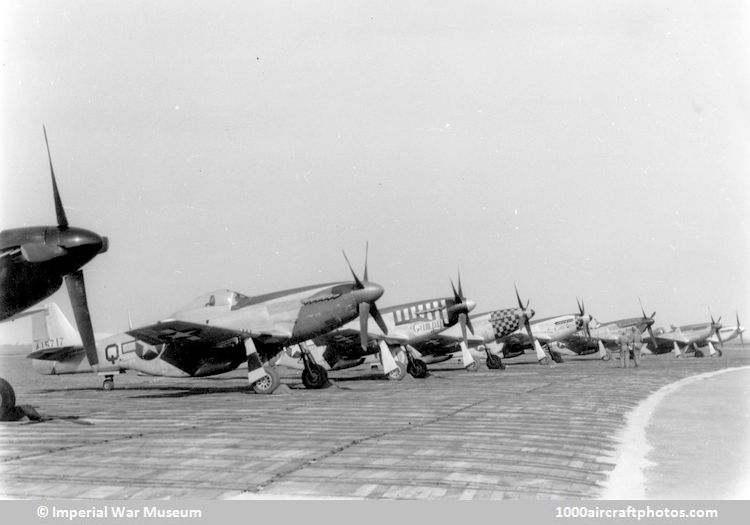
xmin=301 ymin=363 xmax=328 ymax=389
xmin=694 ymin=349 xmax=705 ymax=358
xmin=465 ymin=360 xmax=479 ymax=371
xmin=387 ymin=362 xmax=407 ymax=381
xmin=102 ymin=378 xmax=115 ymax=391
xmin=486 ymin=353 xmax=504 ymax=370
xmin=0 ymin=377 xmax=16 ymax=421
xmin=407 ymin=358 xmax=428 ymax=378
xmin=252 ymin=367 xmax=281 ymax=394
xmin=550 ymin=350 xmax=564 ymax=363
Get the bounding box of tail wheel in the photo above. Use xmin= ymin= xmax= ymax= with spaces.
xmin=102 ymin=376 xmax=115 ymax=391
xmin=387 ymin=362 xmax=407 ymax=381
xmin=301 ymin=363 xmax=328 ymax=389
xmin=0 ymin=377 xmax=17 ymax=421
xmin=253 ymin=367 xmax=281 ymax=394
xmin=407 ymin=358 xmax=428 ymax=378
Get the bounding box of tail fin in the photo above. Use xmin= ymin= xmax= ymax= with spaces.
xmin=31 ymin=303 xmax=82 ymax=350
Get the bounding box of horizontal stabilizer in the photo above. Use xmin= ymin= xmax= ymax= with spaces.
xmin=27 ymin=345 xmax=84 ymax=361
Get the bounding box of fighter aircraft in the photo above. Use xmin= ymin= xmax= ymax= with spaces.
xmin=1 ymin=127 xmax=108 ymax=370
xmin=554 ymin=302 xmax=658 ymax=360
xmin=287 ymin=275 xmax=478 ymax=386
xmin=407 ymin=286 xmax=538 ymax=371
xmin=640 ymin=314 xmax=723 ymax=358
xmin=26 ymin=252 xmax=388 ymax=394
xmin=490 ymin=297 xmax=594 ymax=364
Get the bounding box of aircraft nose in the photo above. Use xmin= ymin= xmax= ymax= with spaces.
xmin=59 ymin=227 xmax=107 ymax=254
xmin=359 ymin=282 xmax=385 ymax=304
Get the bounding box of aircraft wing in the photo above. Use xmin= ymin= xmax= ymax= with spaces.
xmin=27 ymin=346 xmax=85 ymax=361
xmin=312 ymin=328 xmax=382 ymax=351
xmin=127 ymin=320 xmax=292 ymax=346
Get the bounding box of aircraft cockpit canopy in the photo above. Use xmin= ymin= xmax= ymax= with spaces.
xmin=177 ymin=289 xmax=249 ymax=311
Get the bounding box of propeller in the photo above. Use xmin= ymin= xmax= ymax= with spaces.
xmin=515 ymin=284 xmax=546 ymax=363
xmin=42 ymin=126 xmax=105 ymax=371
xmin=448 ymin=271 xmax=476 ymax=368
xmin=639 ymin=298 xmax=658 ymax=350
xmin=450 ymin=271 xmax=474 ymax=336
xmin=342 ymin=246 xmax=388 ymax=350
xmin=576 ymin=298 xmax=591 ymax=339
xmin=709 ymin=310 xmax=723 ymax=348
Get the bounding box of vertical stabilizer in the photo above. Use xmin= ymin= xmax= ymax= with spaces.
xmin=32 ymin=303 xmax=82 ymax=348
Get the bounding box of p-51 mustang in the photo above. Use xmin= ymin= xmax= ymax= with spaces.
xmin=487 ymin=297 xmax=593 ymax=364
xmin=410 ymin=286 xmax=538 ymax=370
xmin=555 ymin=302 xmax=658 ymax=360
xmin=27 ymin=253 xmax=388 ymax=394
xmin=284 ymin=276 xmax=477 ymax=386
xmin=641 ymin=314 xmax=723 ymax=358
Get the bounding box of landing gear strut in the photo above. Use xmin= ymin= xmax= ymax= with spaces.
xmin=299 ymin=345 xmax=329 ymax=389
xmin=548 ymin=346 xmax=563 ymax=363
xmin=405 ymin=350 xmax=428 ymax=378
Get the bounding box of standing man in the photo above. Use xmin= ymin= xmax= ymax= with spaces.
xmin=618 ymin=326 xmax=642 ymax=368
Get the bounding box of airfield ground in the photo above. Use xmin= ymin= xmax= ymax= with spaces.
xmin=0 ymin=346 xmax=747 ymax=500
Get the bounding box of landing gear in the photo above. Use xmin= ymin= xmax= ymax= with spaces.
xmin=0 ymin=377 xmax=16 ymax=421
xmin=102 ymin=375 xmax=115 ymax=391
xmin=301 ymin=363 xmax=328 ymax=389
xmin=485 ymin=352 xmax=505 ymax=370
xmin=548 ymin=347 xmax=563 ymax=363
xmin=387 ymin=362 xmax=407 ymax=381
xmin=252 ymin=367 xmax=280 ymax=394
xmin=407 ymin=358 xmax=428 ymax=378
xmin=694 ymin=349 xmax=705 ymax=358
xmin=298 ymin=344 xmax=329 ymax=389
xmin=465 ymin=360 xmax=479 ymax=371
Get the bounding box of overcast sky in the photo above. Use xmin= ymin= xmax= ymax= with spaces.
xmin=1 ymin=0 xmax=748 ymax=343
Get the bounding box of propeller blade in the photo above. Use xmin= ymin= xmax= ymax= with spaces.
xmin=43 ymin=126 xmax=68 ymax=230
xmin=450 ymin=278 xmax=460 ymax=303
xmin=466 ymin=315 xmax=475 ymax=335
xmin=342 ymin=250 xmax=363 ymax=289
xmin=457 ymin=271 xmax=464 ymax=299
xmin=363 ymin=241 xmax=369 ymax=282
xmin=20 ymin=243 xmax=66 ymax=263
xmin=370 ymin=302 xmax=388 ymax=335
xmin=65 ymin=270 xmax=99 ymax=370
xmin=638 ymin=297 xmax=647 ymax=319
xmin=459 ymin=313 xmax=468 ymax=344
xmin=358 ymin=302 xmax=370 ymax=351
xmin=514 ymin=283 xmax=524 ymax=310
xmin=647 ymin=325 xmax=658 ymax=350
xmin=717 ymin=329 xmax=724 ymax=348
